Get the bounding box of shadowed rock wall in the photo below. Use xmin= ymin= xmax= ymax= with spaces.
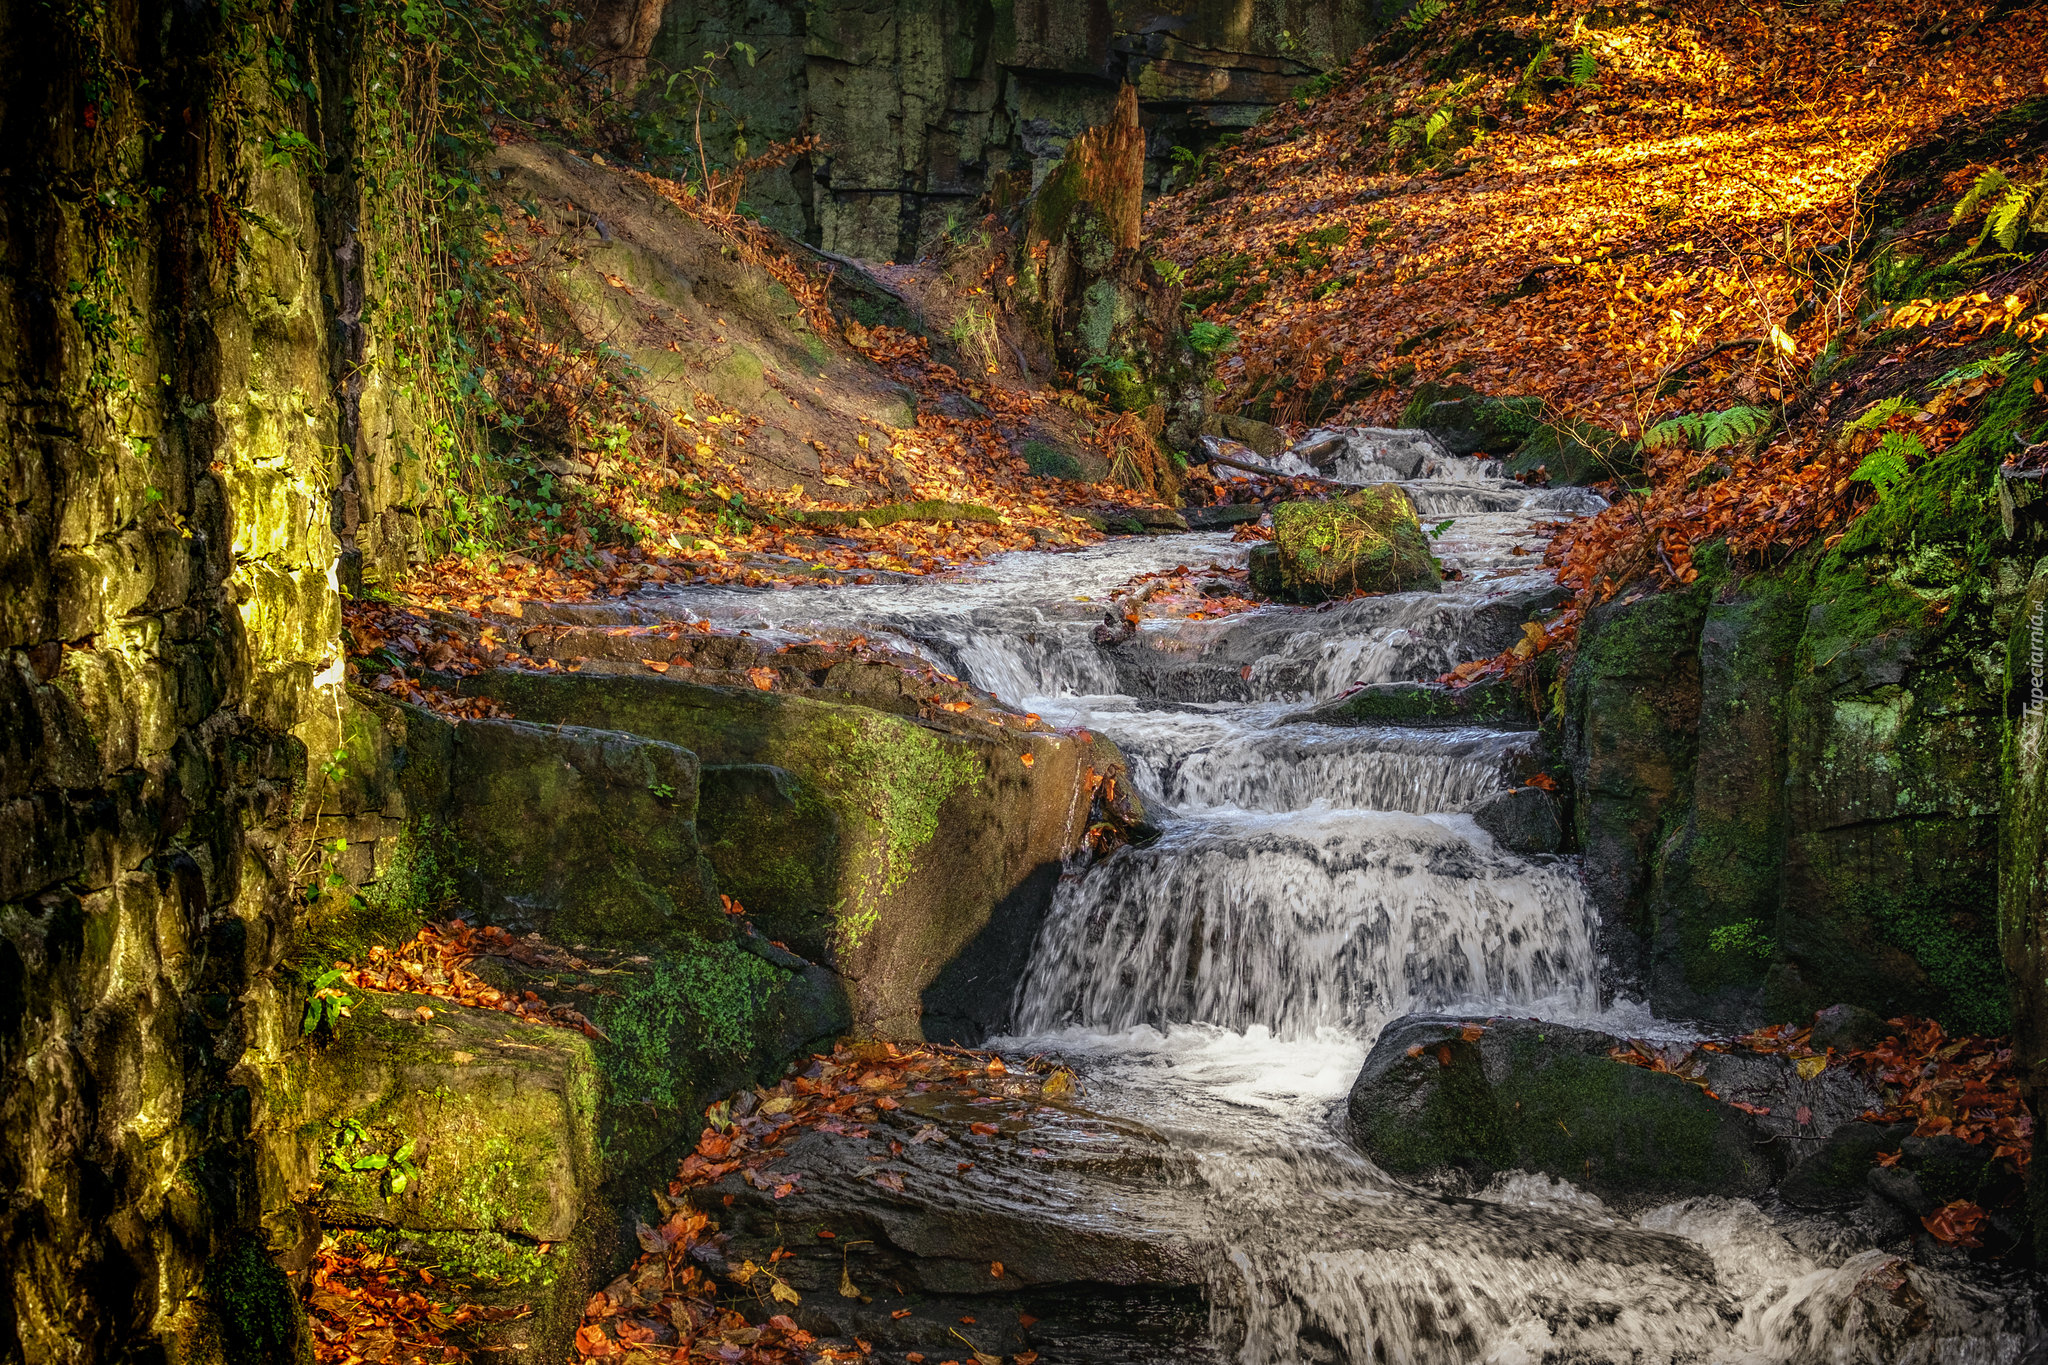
xmin=0 ymin=0 xmax=362 ymax=1356
xmin=647 ymin=0 xmax=1383 ymax=261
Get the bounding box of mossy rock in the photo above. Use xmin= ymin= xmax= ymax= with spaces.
xmin=1506 ymin=418 xmax=1637 ymax=485
xmin=1295 ymin=678 xmax=1534 ymax=729
xmin=1199 ymin=412 xmax=1285 ymax=458
xmin=1259 ymin=487 xmax=1440 ymax=602
xmin=445 ymin=719 xmax=721 ymax=946
xmin=1419 ymin=395 xmax=1542 ymax=457
xmin=1349 ymin=1016 xmax=1782 ymax=1211
xmin=295 ymin=993 xmax=601 ymax=1242
xmin=451 ymin=670 xmax=1112 ymax=1038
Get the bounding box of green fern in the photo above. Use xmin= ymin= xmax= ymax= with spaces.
xmin=1403 ymin=0 xmax=1451 ymax=32
xmin=1844 ymin=395 xmax=1911 ymax=433
xmin=1517 ymin=42 xmax=1556 ymax=93
xmin=1931 ymin=350 xmax=2020 ymax=390
xmin=1850 ymin=432 xmax=1926 ymax=500
xmin=1568 ymin=49 xmax=1599 ymax=89
xmin=1646 ymin=403 xmax=1772 ymax=452
xmin=1950 ymin=167 xmax=2048 ymax=253
xmin=1424 ymin=108 xmax=1453 ymax=146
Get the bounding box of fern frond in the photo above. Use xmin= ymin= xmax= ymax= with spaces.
xmin=1701 ymin=404 xmax=1771 ymax=450
xmin=1424 ymin=108 xmax=1452 ymax=146
xmin=1851 ymin=432 xmax=1927 ymax=500
xmin=1646 ymin=404 xmax=1771 ymax=452
xmin=1991 ymin=184 xmax=2037 ymax=252
xmin=1932 ymin=350 xmax=2019 ymax=389
xmin=1569 ymin=50 xmax=1598 ymax=88
xmin=1845 ymin=394 xmax=1910 ymax=432
xmin=1952 ymin=168 xmax=2010 ymax=226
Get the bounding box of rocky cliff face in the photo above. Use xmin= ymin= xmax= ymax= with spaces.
xmin=1571 ymin=530 xmax=2018 ymax=1038
xmin=0 ymin=4 xmax=1163 ymax=1349
xmin=647 ymin=0 xmax=1384 ymax=261
xmin=0 ymin=0 xmax=371 ymax=1353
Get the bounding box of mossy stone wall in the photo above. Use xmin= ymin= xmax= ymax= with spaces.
xmin=0 ymin=0 xmax=466 ymax=1355
xmin=1572 ymin=520 xmax=2020 ymax=1034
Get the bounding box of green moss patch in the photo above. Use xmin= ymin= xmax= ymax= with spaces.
xmin=1267 ymin=487 xmax=1440 ymax=599
xmin=789 ymin=500 xmax=1002 ymax=530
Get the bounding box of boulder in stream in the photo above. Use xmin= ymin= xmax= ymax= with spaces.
xmin=1350 ymin=1016 xmax=1788 ymax=1211
xmin=1251 ymin=486 xmax=1441 ymax=602
xmin=1472 ymin=785 xmax=1565 ymax=854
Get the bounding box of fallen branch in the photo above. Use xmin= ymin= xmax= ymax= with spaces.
xmin=1203 ymin=450 xmax=1350 ymax=484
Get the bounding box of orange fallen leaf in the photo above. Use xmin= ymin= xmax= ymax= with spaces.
xmin=1922 ymin=1200 xmax=1987 ymax=1247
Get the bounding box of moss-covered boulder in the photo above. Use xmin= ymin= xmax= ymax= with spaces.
xmin=1295 ymin=678 xmax=1534 ymax=729
xmin=1348 ymin=1016 xmax=1782 ymax=1210
xmin=1505 ymin=417 xmax=1637 ymax=486
xmin=453 ymin=668 xmax=1123 ymax=1039
xmin=291 ymin=995 xmax=602 ymax=1242
xmin=1420 ymin=394 xmax=1541 ymax=457
xmin=1253 ymin=487 xmax=1440 ymax=602
xmin=444 ymin=719 xmax=720 ymax=944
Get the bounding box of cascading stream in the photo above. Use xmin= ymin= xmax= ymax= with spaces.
xmin=650 ymin=457 xmax=2035 ymax=1362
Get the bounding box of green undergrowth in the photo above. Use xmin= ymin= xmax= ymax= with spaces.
xmin=341 ymin=1226 xmax=560 ymax=1290
xmin=587 ymin=940 xmax=784 ymax=1113
xmin=789 ymin=500 xmax=1002 ymax=530
xmin=294 ymin=824 xmax=455 ymax=973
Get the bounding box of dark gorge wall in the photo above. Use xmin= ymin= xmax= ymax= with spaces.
xmin=0 ymin=0 xmax=398 ymax=1353
xmin=645 ymin=0 xmax=1386 ymax=262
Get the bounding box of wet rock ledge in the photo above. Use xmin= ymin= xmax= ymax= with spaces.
xmin=1349 ymin=1012 xmax=2031 ymax=1256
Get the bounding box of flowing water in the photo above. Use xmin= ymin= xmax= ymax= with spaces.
xmin=650 ymin=454 xmax=2039 ymax=1362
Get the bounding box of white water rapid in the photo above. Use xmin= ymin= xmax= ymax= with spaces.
xmin=648 ymin=455 xmax=2039 ymax=1362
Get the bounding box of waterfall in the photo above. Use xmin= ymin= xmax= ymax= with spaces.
xmin=1012 ymin=810 xmax=1595 ymax=1037
xmin=645 ymin=450 xmax=2038 ymax=1364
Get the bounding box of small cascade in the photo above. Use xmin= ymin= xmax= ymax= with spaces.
xmin=645 ymin=440 xmax=2039 ymax=1364
xmin=1012 ymin=809 xmax=1595 ymax=1038
xmin=1117 ymin=718 xmax=1524 ymax=816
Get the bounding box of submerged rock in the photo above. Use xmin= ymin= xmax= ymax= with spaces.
xmin=1252 ymin=486 xmax=1441 ymax=602
xmin=1472 ymin=785 xmax=1564 ymax=854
